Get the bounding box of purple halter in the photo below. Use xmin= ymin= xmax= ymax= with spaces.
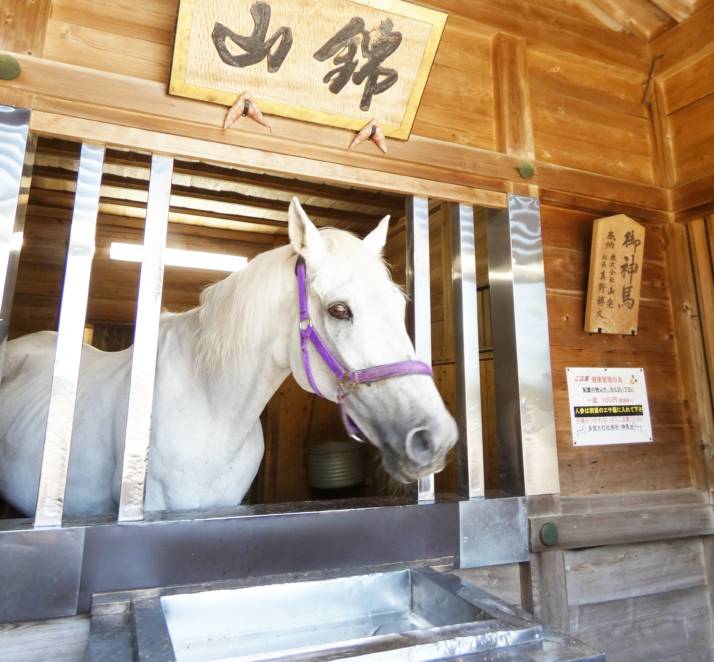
xmin=295 ymin=256 xmax=433 ymax=442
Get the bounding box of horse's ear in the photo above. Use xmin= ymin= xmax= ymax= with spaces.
xmin=288 ymin=197 xmax=325 ymax=263
xmin=363 ymin=215 xmax=390 ymax=255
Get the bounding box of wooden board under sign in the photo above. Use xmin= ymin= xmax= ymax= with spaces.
xmin=169 ymin=0 xmax=447 ymax=139
xmin=584 ymin=214 xmax=646 ymax=335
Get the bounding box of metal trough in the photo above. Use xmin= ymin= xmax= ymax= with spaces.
xmin=89 ymin=567 xmax=603 ymax=661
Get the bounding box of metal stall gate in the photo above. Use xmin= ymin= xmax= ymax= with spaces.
xmin=0 ymin=105 xmax=599 ymax=660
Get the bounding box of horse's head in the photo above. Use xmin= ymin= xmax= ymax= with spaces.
xmin=287 ymin=198 xmax=458 ymax=483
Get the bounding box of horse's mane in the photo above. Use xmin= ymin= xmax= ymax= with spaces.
xmin=193 ymin=243 xmax=295 ymax=374
xmin=193 ymin=228 xmax=399 ymax=374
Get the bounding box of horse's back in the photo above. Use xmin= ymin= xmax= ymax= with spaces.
xmin=0 ymin=331 xmax=132 ymax=515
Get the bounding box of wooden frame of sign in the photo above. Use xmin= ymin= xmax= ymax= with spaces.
xmin=169 ymin=0 xmax=447 ymax=140
xmin=584 ymin=214 xmax=646 ymax=335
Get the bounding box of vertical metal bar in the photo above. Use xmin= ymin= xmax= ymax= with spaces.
xmin=405 ymin=196 xmax=435 ymax=503
xmin=450 ymin=203 xmax=484 ymax=499
xmin=486 ymin=194 xmax=559 ymax=496
xmin=34 ymin=143 xmax=105 ymax=527
xmin=0 ymin=105 xmax=35 ymax=378
xmin=117 ymin=155 xmax=172 ymax=521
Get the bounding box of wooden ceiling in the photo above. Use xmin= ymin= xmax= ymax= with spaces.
xmin=565 ymin=0 xmax=710 ymax=41
xmin=32 ymin=138 xmax=405 ymax=239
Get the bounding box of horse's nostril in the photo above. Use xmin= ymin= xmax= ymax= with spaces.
xmin=405 ymin=426 xmax=435 ymax=465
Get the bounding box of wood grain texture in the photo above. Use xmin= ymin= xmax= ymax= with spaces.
xmin=0 ymin=0 xmax=51 ymax=55
xmin=492 ymin=33 xmax=534 ymax=158
xmin=583 ymin=215 xmax=646 ymax=335
xmin=570 ymin=585 xmax=714 ymax=662
xmin=564 ymin=537 xmax=707 ymax=605
xmin=534 ymin=550 xmax=570 ymax=631
xmin=530 ymin=503 xmax=714 ymax=552
xmin=663 ymin=223 xmax=714 ymax=493
xmin=0 ymin=615 xmax=89 ymax=662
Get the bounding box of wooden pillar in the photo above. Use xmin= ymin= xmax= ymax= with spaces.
xmin=492 ymin=32 xmax=537 ymax=198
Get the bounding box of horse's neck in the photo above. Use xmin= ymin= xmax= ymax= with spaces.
xmin=159 ymin=249 xmax=294 ymax=432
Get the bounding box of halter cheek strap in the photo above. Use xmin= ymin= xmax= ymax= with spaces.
xmin=295 ymin=256 xmax=433 ymax=442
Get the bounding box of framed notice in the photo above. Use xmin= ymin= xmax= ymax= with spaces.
xmin=566 ymin=367 xmax=653 ymax=447
xmin=169 ymin=0 xmax=447 ymax=138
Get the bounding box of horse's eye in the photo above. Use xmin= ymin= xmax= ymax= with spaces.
xmin=328 ymin=302 xmax=352 ymax=321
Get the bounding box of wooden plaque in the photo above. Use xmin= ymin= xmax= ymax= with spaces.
xmin=169 ymin=0 xmax=447 ymax=139
xmin=584 ymin=215 xmax=646 ymax=335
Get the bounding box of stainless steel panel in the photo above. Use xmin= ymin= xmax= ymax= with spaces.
xmin=458 ymin=497 xmax=528 ymax=568
xmin=405 ymin=196 xmax=435 ymax=503
xmin=0 ymin=527 xmax=84 ymax=622
xmin=450 ymin=203 xmax=485 ymax=500
xmin=0 ymin=105 xmax=35 ymax=378
xmin=118 ymin=155 xmax=173 ymax=522
xmin=78 ymin=499 xmax=459 ymax=612
xmin=34 ymin=143 xmax=105 ymax=527
xmin=486 ymin=195 xmax=560 ymax=496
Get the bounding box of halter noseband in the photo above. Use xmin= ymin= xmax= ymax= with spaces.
xmin=295 ymin=256 xmax=433 ymax=442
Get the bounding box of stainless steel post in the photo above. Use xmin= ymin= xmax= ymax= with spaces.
xmin=405 ymin=196 xmax=434 ymax=503
xmin=34 ymin=143 xmax=105 ymax=527
xmin=486 ymin=194 xmax=559 ymax=496
xmin=0 ymin=105 xmax=35 ymax=378
xmin=450 ymin=203 xmax=484 ymax=499
xmin=118 ymin=155 xmax=173 ymax=521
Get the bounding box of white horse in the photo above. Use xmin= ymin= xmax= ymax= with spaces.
xmin=0 ymin=199 xmax=458 ymax=516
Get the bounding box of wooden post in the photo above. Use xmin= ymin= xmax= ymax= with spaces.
xmin=491 ymin=32 xmax=537 ymax=198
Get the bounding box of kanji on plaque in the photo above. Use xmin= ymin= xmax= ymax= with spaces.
xmin=584 ymin=215 xmax=646 ymax=334
xmin=169 ymin=0 xmax=447 ymax=139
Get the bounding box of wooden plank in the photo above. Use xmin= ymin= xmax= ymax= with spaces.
xmin=427 ymin=0 xmax=650 ymax=71
xmin=49 ymin=0 xmax=177 ymax=45
xmin=454 ymin=564 xmax=523 ymax=606
xmin=44 ymin=19 xmax=170 ymax=82
xmin=586 ymin=0 xmax=672 ymax=40
xmin=661 ymin=48 xmax=714 ymax=115
xmin=668 ymin=93 xmax=714 ymax=185
xmin=0 ymin=615 xmax=89 ymax=662
xmin=673 ymin=172 xmax=714 ymax=217
xmin=558 ymin=487 xmax=707 ymax=513
xmin=0 ymin=0 xmax=51 ymax=56
xmin=527 ymin=46 xmax=647 ymax=119
xmin=492 ymin=33 xmax=534 ymax=158
xmin=663 ymin=223 xmax=714 ymax=493
xmin=565 ymin=538 xmax=707 ymax=606
xmin=649 ymin=0 xmax=698 ymax=22
xmin=570 ymin=585 xmax=714 ymax=662
xmin=649 ymin=1 xmax=714 ymax=77
xmin=530 ymin=504 xmax=714 ymax=552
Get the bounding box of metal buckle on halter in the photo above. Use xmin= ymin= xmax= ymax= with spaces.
xmin=298 ymin=318 xmax=312 ymax=332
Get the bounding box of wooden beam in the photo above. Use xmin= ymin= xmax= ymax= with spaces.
xmin=30 ymin=164 xmax=390 ymax=227
xmin=530 ymin=504 xmax=714 ymax=552
xmin=0 ymin=55 xmax=671 ymax=211
xmin=36 ymin=138 xmax=407 ymax=214
xmin=648 ymin=80 xmax=677 ymax=188
xmin=688 ymin=219 xmax=714 ymax=398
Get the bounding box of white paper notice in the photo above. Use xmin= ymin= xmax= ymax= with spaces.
xmin=566 ymin=367 xmax=653 ymax=446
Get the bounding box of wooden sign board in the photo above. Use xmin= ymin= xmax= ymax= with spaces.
xmin=169 ymin=0 xmax=447 ymax=139
xmin=584 ymin=214 xmax=646 ymax=335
